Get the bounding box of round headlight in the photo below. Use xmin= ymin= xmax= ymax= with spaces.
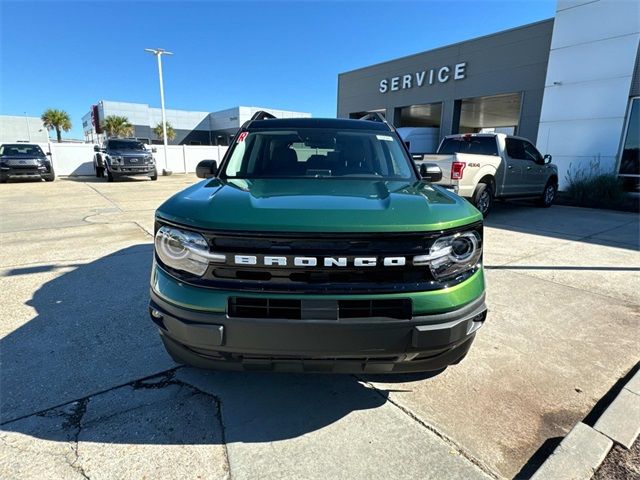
xmin=422 ymin=230 xmax=482 ymax=281
xmin=450 ymin=232 xmax=479 ymax=263
xmin=155 ymin=226 xmax=210 ymax=276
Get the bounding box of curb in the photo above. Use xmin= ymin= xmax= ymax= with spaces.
xmin=531 ymin=369 xmax=640 ymax=480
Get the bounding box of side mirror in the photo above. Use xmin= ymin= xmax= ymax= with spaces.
xmin=93 ymin=145 xmax=100 ymax=152
xmin=151 ymin=147 xmax=157 ymax=153
xmin=419 ymin=163 xmax=443 ymax=183
xmin=196 ymin=160 xmax=218 ymax=179
xmin=46 ymin=151 xmax=52 ymax=156
xmin=543 ymin=154 xmax=552 ymax=164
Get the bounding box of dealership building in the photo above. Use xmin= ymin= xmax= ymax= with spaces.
xmin=337 ymin=0 xmax=639 ymax=189
xmin=82 ymin=102 xmax=310 ymax=146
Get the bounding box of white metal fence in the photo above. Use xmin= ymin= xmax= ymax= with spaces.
xmin=36 ymin=142 xmax=228 ymax=176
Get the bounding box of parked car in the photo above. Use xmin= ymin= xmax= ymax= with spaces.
xmin=415 ymin=133 xmax=558 ymax=216
xmin=93 ymin=138 xmax=157 ymax=181
xmin=148 ymin=112 xmax=487 ymax=374
xmin=0 ymin=143 xmax=55 ymax=183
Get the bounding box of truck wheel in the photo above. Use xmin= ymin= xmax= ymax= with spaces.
xmin=536 ymin=180 xmax=557 ymax=208
xmin=149 ymin=170 xmax=158 ymax=181
xmin=472 ymin=182 xmax=493 ymax=217
xmin=106 ymin=169 xmax=114 ymax=182
xmin=44 ymin=171 xmax=55 ymax=182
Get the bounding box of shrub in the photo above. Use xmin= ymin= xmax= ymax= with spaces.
xmin=565 ymin=157 xmax=625 ymax=207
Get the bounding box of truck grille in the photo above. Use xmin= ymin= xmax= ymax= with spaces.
xmin=200 ymin=231 xmax=444 ymax=293
xmin=228 ymin=297 xmax=412 ymax=320
xmin=156 ymin=222 xmax=482 ymax=294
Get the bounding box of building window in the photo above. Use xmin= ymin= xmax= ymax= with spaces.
xmin=619 ymin=97 xmax=639 ymax=179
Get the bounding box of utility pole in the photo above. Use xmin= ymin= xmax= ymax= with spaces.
xmin=145 ymin=48 xmax=173 ymax=175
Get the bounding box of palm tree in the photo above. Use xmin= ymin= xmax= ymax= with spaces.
xmin=153 ymin=121 xmax=176 ymax=142
xmin=102 ymin=115 xmax=134 ymax=138
xmin=41 ymin=108 xmax=72 ymax=143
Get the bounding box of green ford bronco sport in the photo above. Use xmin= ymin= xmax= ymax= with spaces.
xmin=149 ymin=112 xmax=487 ymax=373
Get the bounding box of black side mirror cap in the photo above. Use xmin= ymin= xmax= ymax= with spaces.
xmin=419 ymin=163 xmax=443 ymax=183
xmin=151 ymin=147 xmax=157 ymax=153
xmin=46 ymin=151 xmax=52 ymax=156
xmin=196 ymin=160 xmax=218 ymax=179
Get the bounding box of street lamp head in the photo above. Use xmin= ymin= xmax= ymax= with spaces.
xmin=145 ymin=48 xmax=173 ymax=56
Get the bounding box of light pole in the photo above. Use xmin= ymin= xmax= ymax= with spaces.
xmin=24 ymin=112 xmax=31 ymax=142
xmin=145 ymin=48 xmax=173 ymax=175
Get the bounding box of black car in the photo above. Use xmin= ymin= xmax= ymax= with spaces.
xmin=94 ymin=138 xmax=157 ymax=182
xmin=0 ymin=144 xmax=55 ymax=183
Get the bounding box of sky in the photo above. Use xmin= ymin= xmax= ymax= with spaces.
xmin=0 ymin=0 xmax=556 ymax=140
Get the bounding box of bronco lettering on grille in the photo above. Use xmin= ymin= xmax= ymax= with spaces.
xmin=233 ymin=255 xmax=406 ymax=267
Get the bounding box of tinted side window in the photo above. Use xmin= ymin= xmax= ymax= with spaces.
xmin=506 ymin=138 xmax=526 ymax=160
xmin=523 ymin=141 xmax=543 ymax=163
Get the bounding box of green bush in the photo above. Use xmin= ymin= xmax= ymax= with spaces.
xmin=565 ymin=157 xmax=625 ymax=207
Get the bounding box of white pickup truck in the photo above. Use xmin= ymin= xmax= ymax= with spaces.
xmin=416 ymin=133 xmax=558 ymax=216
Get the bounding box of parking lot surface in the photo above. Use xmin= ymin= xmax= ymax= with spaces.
xmin=1 ymin=176 xmax=638 ymax=479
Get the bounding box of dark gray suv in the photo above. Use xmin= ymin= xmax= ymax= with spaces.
xmin=0 ymin=143 xmax=55 ymax=183
xmin=93 ymin=139 xmax=157 ymax=182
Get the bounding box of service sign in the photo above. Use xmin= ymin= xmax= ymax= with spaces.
xmin=379 ymin=62 xmax=467 ymax=93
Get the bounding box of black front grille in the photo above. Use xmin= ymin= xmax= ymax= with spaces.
xmin=123 ymin=157 xmax=149 ymax=166
xmin=228 ymin=297 xmax=412 ymax=320
xmin=155 ymin=221 xmax=482 ymax=294
xmin=200 ymin=230 xmax=447 ymax=293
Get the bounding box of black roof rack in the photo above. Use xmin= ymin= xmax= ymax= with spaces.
xmin=359 ymin=112 xmax=396 ymax=133
xmin=359 ymin=112 xmax=387 ymax=123
xmin=250 ymin=110 xmax=276 ymax=121
xmin=240 ymin=110 xmax=276 ymax=130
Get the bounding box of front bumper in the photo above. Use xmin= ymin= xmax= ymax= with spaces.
xmin=0 ymin=166 xmax=50 ymax=179
xmin=110 ymin=164 xmax=156 ymax=175
xmin=149 ymin=267 xmax=487 ymax=373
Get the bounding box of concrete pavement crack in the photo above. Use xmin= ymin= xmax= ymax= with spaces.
xmin=1 ymin=367 xmax=233 ymax=480
xmin=0 ymin=367 xmax=184 ymax=426
xmin=131 ymin=370 xmax=233 ymax=478
xmin=82 ymin=184 xmax=123 ymax=214
xmin=61 ymin=398 xmax=90 ymax=480
xmin=356 ymin=376 xmax=499 ymax=479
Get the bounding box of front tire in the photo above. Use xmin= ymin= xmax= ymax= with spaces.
xmin=472 ymin=182 xmax=493 ymax=217
xmin=149 ymin=170 xmax=158 ymax=181
xmin=106 ymin=169 xmax=114 ymax=182
xmin=536 ymin=180 xmax=557 ymax=208
xmin=44 ymin=171 xmax=55 ymax=182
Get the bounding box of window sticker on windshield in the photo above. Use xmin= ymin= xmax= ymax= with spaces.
xmin=237 ymin=132 xmax=248 ymax=143
xmin=376 ymin=135 xmax=393 ymax=142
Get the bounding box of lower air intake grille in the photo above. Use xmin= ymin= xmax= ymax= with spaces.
xmin=228 ymin=297 xmax=411 ymax=320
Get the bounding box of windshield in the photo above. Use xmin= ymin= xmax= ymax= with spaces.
xmin=108 ymin=140 xmax=146 ymax=151
xmin=223 ymin=128 xmax=416 ymax=180
xmin=0 ymin=144 xmax=45 ymax=157
xmin=438 ymin=136 xmax=498 ymax=156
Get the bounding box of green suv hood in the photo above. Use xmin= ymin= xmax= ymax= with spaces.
xmin=156 ymin=178 xmax=481 ymax=233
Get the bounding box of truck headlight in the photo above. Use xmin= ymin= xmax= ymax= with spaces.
xmin=155 ymin=226 xmax=219 ymax=277
xmin=110 ymin=155 xmax=123 ymax=165
xmin=414 ymin=230 xmax=482 ymax=281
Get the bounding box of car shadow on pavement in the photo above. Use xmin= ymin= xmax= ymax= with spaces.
xmin=0 ymin=245 xmax=405 ymax=446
